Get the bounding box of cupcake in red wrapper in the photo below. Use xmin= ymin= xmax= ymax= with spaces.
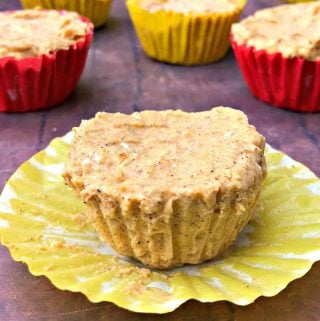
xmin=231 ymin=2 xmax=320 ymax=112
xmin=0 ymin=9 xmax=93 ymax=113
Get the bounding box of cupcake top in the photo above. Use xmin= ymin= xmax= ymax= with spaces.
xmin=0 ymin=9 xmax=91 ymax=59
xmin=139 ymin=0 xmax=241 ymax=14
xmin=231 ymin=2 xmax=320 ymax=61
xmin=64 ymin=107 xmax=266 ymax=200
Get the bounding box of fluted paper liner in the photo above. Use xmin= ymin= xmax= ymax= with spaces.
xmin=0 ymin=16 xmax=93 ymax=113
xmin=231 ymin=36 xmax=320 ymax=112
xmin=86 ymin=185 xmax=260 ymax=269
xmin=0 ymin=132 xmax=320 ymax=313
xmin=127 ymin=0 xmax=246 ymax=65
xmin=20 ymin=0 xmax=113 ymax=27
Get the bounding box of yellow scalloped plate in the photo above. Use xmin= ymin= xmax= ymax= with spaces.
xmin=1 ymin=132 xmax=320 ymax=313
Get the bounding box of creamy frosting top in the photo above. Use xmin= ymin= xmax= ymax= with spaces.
xmin=64 ymin=107 xmax=266 ymax=200
xmin=0 ymin=9 xmax=91 ymax=59
xmin=232 ymin=2 xmax=320 ymax=61
xmin=140 ymin=0 xmax=241 ymax=14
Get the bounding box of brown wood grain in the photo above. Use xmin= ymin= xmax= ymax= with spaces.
xmin=0 ymin=0 xmax=319 ymax=320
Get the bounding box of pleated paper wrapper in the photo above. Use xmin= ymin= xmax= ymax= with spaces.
xmin=127 ymin=0 xmax=246 ymax=65
xmin=20 ymin=0 xmax=113 ymax=27
xmin=0 ymin=16 xmax=93 ymax=113
xmin=231 ymin=36 xmax=320 ymax=112
xmin=0 ymin=132 xmax=320 ymax=313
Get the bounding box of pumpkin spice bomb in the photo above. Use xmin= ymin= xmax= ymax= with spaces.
xmin=0 ymin=9 xmax=90 ymax=59
xmin=20 ymin=0 xmax=114 ymax=28
xmin=139 ymin=0 xmax=240 ymax=13
xmin=231 ymin=1 xmax=320 ymax=112
xmin=64 ymin=107 xmax=266 ymax=269
xmin=231 ymin=1 xmax=320 ymax=61
xmin=126 ymin=0 xmax=246 ymax=65
xmin=0 ymin=8 xmax=93 ymax=112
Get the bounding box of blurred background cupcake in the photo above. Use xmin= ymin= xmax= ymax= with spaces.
xmin=20 ymin=0 xmax=113 ymax=28
xmin=231 ymin=2 xmax=320 ymax=112
xmin=0 ymin=9 xmax=93 ymax=113
xmin=127 ymin=0 xmax=246 ymax=65
xmin=285 ymin=0 xmax=317 ymax=3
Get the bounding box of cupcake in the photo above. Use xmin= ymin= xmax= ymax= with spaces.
xmin=20 ymin=0 xmax=113 ymax=28
xmin=0 ymin=9 xmax=93 ymax=113
xmin=231 ymin=2 xmax=320 ymax=112
xmin=126 ymin=0 xmax=246 ymax=65
xmin=63 ymin=107 xmax=266 ymax=269
xmin=285 ymin=0 xmax=316 ymax=2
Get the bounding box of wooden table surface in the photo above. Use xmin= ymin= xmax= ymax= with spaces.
xmin=1 ymin=0 xmax=320 ymax=320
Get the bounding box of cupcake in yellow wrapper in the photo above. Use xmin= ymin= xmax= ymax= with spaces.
xmin=1 ymin=132 xmax=320 ymax=313
xmin=20 ymin=0 xmax=113 ymax=28
xmin=63 ymin=108 xmax=266 ymax=269
xmin=126 ymin=0 xmax=246 ymax=65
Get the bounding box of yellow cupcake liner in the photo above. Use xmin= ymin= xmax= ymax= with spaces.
xmin=1 ymin=132 xmax=320 ymax=313
xmin=20 ymin=0 xmax=113 ymax=27
xmin=126 ymin=0 xmax=246 ymax=65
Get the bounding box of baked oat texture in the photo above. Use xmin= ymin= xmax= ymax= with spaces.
xmin=0 ymin=9 xmax=90 ymax=59
xmin=231 ymin=2 xmax=320 ymax=61
xmin=139 ymin=0 xmax=240 ymax=13
xmin=64 ymin=107 xmax=266 ymax=269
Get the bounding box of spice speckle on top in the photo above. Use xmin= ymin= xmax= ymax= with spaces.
xmin=231 ymin=2 xmax=320 ymax=61
xmin=64 ymin=107 xmax=265 ymax=199
xmin=63 ymin=107 xmax=266 ymax=268
xmin=0 ymin=9 xmax=91 ymax=59
xmin=139 ymin=0 xmax=241 ymax=13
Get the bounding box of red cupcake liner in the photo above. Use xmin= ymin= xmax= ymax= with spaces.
xmin=0 ymin=15 xmax=93 ymax=113
xmin=230 ymin=36 xmax=320 ymax=113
